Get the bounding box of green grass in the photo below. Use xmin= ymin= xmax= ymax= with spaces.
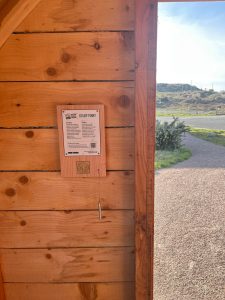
xmin=156 ymin=111 xmax=215 ymax=117
xmin=189 ymin=128 xmax=225 ymax=147
xmin=155 ymin=148 xmax=192 ymax=169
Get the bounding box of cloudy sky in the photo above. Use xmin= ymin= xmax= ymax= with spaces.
xmin=157 ymin=2 xmax=225 ymax=91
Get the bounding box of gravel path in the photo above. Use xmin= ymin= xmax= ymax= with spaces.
xmin=154 ymin=134 xmax=225 ymax=300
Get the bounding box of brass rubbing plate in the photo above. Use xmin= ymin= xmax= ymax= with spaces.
xmin=76 ymin=161 xmax=90 ymax=174
xmin=57 ymin=105 xmax=106 ymax=178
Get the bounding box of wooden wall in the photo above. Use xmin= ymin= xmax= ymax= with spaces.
xmin=0 ymin=0 xmax=135 ymax=299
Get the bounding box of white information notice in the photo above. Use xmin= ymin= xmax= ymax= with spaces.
xmin=62 ymin=109 xmax=101 ymax=156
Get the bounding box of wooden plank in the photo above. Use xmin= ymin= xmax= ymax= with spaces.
xmin=108 ymin=127 xmax=134 ymax=170
xmin=16 ymin=0 xmax=134 ymax=32
xmin=0 ymin=128 xmax=134 ymax=171
xmin=5 ymin=283 xmax=135 ymax=300
xmin=0 ymin=261 xmax=5 ymax=300
xmin=0 ymin=0 xmax=42 ymax=48
xmin=0 ymin=0 xmax=7 ymax=11
xmin=0 ymin=82 xmax=134 ymax=127
xmin=57 ymin=105 xmax=106 ymax=178
xmin=1 ymin=247 xmax=134 ymax=282
xmin=146 ymin=3 xmax=157 ymax=299
xmin=0 ymin=211 xmax=134 ymax=248
xmin=0 ymin=171 xmax=134 ymax=210
xmin=135 ymin=0 xmax=157 ymax=299
xmin=0 ymin=32 xmax=134 ymax=81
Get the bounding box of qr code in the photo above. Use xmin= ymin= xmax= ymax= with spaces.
xmin=90 ymin=143 xmax=96 ymax=148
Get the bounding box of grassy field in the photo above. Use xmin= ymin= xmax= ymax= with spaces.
xmin=157 ymin=111 xmax=215 ymax=117
xmin=189 ymin=128 xmax=225 ymax=147
xmin=155 ymin=148 xmax=192 ymax=169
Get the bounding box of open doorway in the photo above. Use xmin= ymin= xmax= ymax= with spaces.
xmin=154 ymin=2 xmax=225 ymax=299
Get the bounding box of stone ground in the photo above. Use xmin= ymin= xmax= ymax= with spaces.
xmin=154 ymin=134 xmax=225 ymax=300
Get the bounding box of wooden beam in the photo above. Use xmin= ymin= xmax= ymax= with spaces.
xmin=0 ymin=261 xmax=5 ymax=300
xmin=0 ymin=1 xmax=7 ymax=11
xmin=135 ymin=0 xmax=157 ymax=299
xmin=0 ymin=0 xmax=42 ymax=48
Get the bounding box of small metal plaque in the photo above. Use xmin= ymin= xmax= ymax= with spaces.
xmin=76 ymin=161 xmax=90 ymax=174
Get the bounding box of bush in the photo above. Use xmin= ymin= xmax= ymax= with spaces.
xmin=156 ymin=118 xmax=188 ymax=150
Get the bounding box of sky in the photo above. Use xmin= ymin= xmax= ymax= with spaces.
xmin=157 ymin=2 xmax=225 ymax=91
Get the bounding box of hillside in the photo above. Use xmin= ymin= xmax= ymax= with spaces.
xmin=157 ymin=83 xmax=225 ymax=115
xmin=157 ymin=83 xmax=201 ymax=93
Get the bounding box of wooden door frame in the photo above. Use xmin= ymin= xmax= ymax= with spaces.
xmin=135 ymin=0 xmax=222 ymax=299
xmin=135 ymin=1 xmax=157 ymax=299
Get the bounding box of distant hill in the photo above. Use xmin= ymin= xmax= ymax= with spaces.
xmin=157 ymin=83 xmax=225 ymax=114
xmin=157 ymin=83 xmax=201 ymax=93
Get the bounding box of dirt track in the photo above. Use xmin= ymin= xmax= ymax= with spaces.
xmin=154 ymin=134 xmax=225 ymax=300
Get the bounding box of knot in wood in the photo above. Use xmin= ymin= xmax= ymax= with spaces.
xmin=46 ymin=67 xmax=57 ymax=76
xmin=94 ymin=42 xmax=101 ymax=50
xmin=19 ymin=175 xmax=29 ymax=184
xmin=20 ymin=220 xmax=27 ymax=226
xmin=25 ymin=131 xmax=34 ymax=138
xmin=5 ymin=188 xmax=16 ymax=197
xmin=61 ymin=52 xmax=71 ymax=63
xmin=79 ymin=283 xmax=98 ymax=300
xmin=46 ymin=253 xmax=52 ymax=259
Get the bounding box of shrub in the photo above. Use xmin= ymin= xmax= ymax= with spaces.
xmin=156 ymin=118 xmax=188 ymax=150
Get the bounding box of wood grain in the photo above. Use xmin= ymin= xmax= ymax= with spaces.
xmin=146 ymin=2 xmax=158 ymax=299
xmin=57 ymin=105 xmax=106 ymax=177
xmin=0 ymin=82 xmax=134 ymax=127
xmin=0 ymin=171 xmax=134 ymax=210
xmin=0 ymin=32 xmax=134 ymax=81
xmin=16 ymin=0 xmax=134 ymax=32
xmin=0 ymin=128 xmax=134 ymax=170
xmin=0 ymin=0 xmax=7 ymax=11
xmin=135 ymin=0 xmax=157 ymax=299
xmin=0 ymin=0 xmax=42 ymax=48
xmin=1 ymin=247 xmax=134 ymax=282
xmin=5 ymin=283 xmax=135 ymax=300
xmin=0 ymin=261 xmax=5 ymax=300
xmin=0 ymin=211 xmax=134 ymax=248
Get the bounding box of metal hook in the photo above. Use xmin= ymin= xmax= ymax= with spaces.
xmin=98 ymin=201 xmax=102 ymax=221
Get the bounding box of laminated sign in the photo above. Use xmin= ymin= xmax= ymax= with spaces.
xmin=62 ymin=110 xmax=101 ymax=156
xmin=57 ymin=105 xmax=106 ymax=178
